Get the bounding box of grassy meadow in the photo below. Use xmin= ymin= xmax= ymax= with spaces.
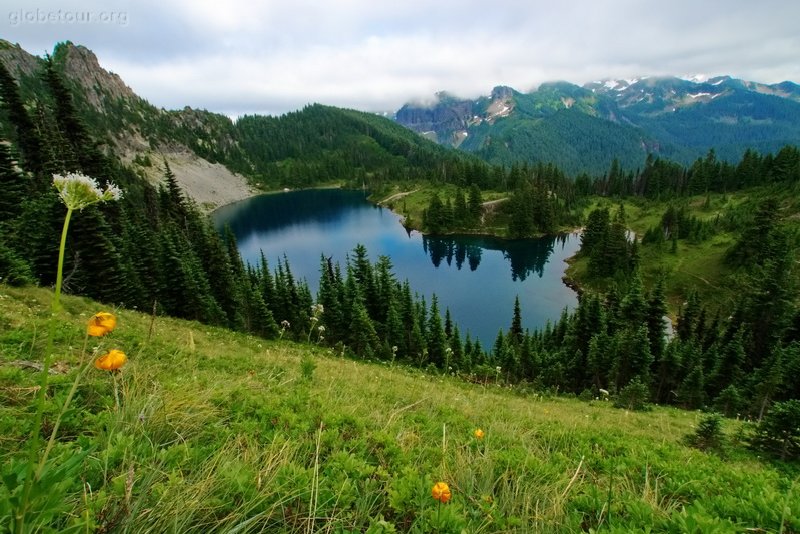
xmin=0 ymin=284 xmax=797 ymax=532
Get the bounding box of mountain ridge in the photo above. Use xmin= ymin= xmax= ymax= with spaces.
xmin=396 ymin=75 xmax=800 ymax=174
xmin=0 ymin=40 xmax=479 ymax=209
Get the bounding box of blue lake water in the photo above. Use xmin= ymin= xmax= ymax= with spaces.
xmin=213 ymin=189 xmax=580 ymax=346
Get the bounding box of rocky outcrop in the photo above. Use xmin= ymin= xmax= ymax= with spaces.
xmin=56 ymin=42 xmax=142 ymax=113
xmin=0 ymin=40 xmax=254 ymax=211
xmin=395 ymin=94 xmax=476 ymax=136
xmin=0 ymin=40 xmax=41 ymax=80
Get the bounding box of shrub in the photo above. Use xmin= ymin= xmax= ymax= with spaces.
xmin=749 ymin=400 xmax=800 ymax=461
xmin=684 ymin=413 xmax=725 ymax=452
xmin=613 ymin=377 xmax=650 ymax=411
xmin=713 ymin=385 xmax=744 ymax=418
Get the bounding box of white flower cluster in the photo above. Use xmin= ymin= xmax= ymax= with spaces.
xmin=52 ymin=172 xmax=122 ymax=210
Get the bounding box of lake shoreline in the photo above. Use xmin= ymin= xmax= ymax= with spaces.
xmin=214 ymin=188 xmax=582 ymax=345
xmin=210 ymin=185 xmax=588 ymax=301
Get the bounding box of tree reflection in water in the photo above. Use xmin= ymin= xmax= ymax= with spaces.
xmin=422 ymin=233 xmax=575 ymax=281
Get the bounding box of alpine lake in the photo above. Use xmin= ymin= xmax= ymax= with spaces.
xmin=213 ymin=188 xmax=580 ymax=346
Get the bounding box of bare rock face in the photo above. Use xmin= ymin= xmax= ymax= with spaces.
xmin=395 ymin=95 xmax=476 ymax=135
xmin=0 ymin=39 xmax=42 ymax=80
xmin=57 ymin=42 xmax=142 ymax=113
xmin=0 ymin=40 xmax=255 ymax=211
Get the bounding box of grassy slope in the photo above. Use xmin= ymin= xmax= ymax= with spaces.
xmin=1 ymin=285 xmax=797 ymax=532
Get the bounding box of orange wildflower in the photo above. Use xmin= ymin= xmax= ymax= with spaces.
xmin=474 ymin=428 xmax=485 ymax=440
xmin=87 ymin=312 xmax=117 ymax=337
xmin=94 ymin=349 xmax=127 ymax=371
xmin=431 ymin=481 xmax=451 ymax=503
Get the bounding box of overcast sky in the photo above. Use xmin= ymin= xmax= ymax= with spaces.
xmin=4 ymin=0 xmax=800 ymax=117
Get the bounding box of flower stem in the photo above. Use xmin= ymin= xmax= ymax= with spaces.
xmin=37 ymin=331 xmax=91 ymax=478
xmin=53 ymin=207 xmax=73 ymax=312
xmin=17 ymin=206 xmax=73 ymax=532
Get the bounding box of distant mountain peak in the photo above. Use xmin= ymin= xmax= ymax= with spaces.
xmin=395 ymin=74 xmax=800 ymax=174
xmin=681 ymin=73 xmax=711 ymax=83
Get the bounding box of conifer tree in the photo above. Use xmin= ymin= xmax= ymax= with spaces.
xmin=384 ymin=295 xmax=406 ymax=357
xmin=509 ymin=296 xmax=524 ymax=344
xmin=426 ymin=295 xmax=447 ymax=368
xmin=620 ymin=272 xmax=647 ymax=326
xmin=646 ymin=278 xmax=668 ymax=362
xmin=468 ymin=184 xmax=482 ymax=225
xmin=43 ymin=55 xmax=106 ymax=177
xmin=0 ymin=142 xmax=27 ymax=221
xmin=0 ymin=62 xmax=44 ymax=175
xmin=348 ymin=287 xmax=381 ymax=358
xmin=317 ymin=255 xmax=345 ymax=343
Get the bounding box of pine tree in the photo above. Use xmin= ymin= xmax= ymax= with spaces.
xmin=468 ymin=184 xmax=482 ymax=225
xmin=348 ymin=293 xmax=381 ymax=358
xmin=0 ymin=142 xmax=27 ymax=221
xmin=620 ymin=272 xmax=647 ymax=326
xmin=317 ymin=255 xmax=345 ymax=343
xmin=0 ymin=61 xmax=44 ymax=175
xmin=645 ymin=277 xmax=668 ymax=363
xmin=426 ymin=295 xmax=447 ymax=368
xmin=676 ymin=291 xmax=701 ymax=342
xmin=43 ymin=55 xmax=106 ymax=177
xmin=454 ymin=188 xmax=468 ymax=227
xmin=612 ymin=326 xmax=653 ymax=390
xmin=509 ymin=296 xmax=524 ymax=344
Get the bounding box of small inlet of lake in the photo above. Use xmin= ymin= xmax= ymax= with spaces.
xmin=213 ymin=189 xmax=580 ymax=346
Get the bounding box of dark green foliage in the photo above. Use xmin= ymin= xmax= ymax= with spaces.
xmin=0 ymin=142 xmax=27 ymax=220
xmin=677 ymin=364 xmax=706 ymax=410
xmin=0 ymin=232 xmax=34 ymax=286
xmin=614 ymin=377 xmax=651 ymax=411
xmin=582 ymin=206 xmax=638 ymax=279
xmin=684 ymin=413 xmax=725 ymax=452
xmin=749 ymin=400 xmax=800 ymax=460
xmin=714 ymin=385 xmax=745 ymax=418
xmin=0 ymin=61 xmax=44 ymax=174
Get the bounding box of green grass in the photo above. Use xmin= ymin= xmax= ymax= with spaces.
xmin=1 ymin=284 xmax=798 ymax=532
xmin=568 ymin=188 xmax=800 ymax=316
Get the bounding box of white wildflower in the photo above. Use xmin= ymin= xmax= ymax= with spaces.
xmin=52 ymin=172 xmax=122 ymax=210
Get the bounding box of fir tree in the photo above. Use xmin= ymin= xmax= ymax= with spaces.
xmin=468 ymin=184 xmax=482 ymax=225
xmin=0 ymin=62 xmax=44 ymax=175
xmin=0 ymin=142 xmax=27 ymax=221
xmin=509 ymin=296 xmax=524 ymax=344
xmin=426 ymin=295 xmax=447 ymax=368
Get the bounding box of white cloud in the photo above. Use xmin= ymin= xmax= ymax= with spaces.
xmin=4 ymin=0 xmax=800 ymax=115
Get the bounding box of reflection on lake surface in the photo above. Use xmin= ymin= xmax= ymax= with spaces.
xmin=422 ymin=233 xmax=575 ymax=281
xmin=213 ymin=188 xmax=580 ymax=345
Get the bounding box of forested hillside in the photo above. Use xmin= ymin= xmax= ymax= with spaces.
xmin=1 ymin=40 xmax=798 ymax=418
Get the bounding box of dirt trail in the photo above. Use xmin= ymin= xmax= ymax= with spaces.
xmin=378 ymin=189 xmax=419 ymax=205
xmin=481 ymin=198 xmax=509 ymax=208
